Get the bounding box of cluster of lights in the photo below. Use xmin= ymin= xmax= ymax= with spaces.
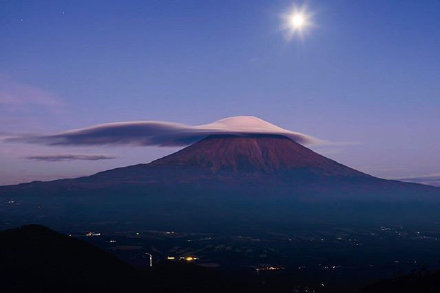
xmin=167 ymin=256 xmax=198 ymax=262
xmin=255 ymin=266 xmax=284 ymax=272
xmin=85 ymin=231 xmax=101 ymax=237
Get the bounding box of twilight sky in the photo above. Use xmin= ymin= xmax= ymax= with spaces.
xmin=1 ymin=0 xmax=439 ymax=185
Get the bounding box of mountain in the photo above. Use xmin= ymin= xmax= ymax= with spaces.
xmin=0 ymin=134 xmax=437 ymax=200
xmin=91 ymin=134 xmax=369 ymax=182
xmin=145 ymin=134 xmax=364 ymax=176
xmin=1 ymin=133 xmax=439 ymax=245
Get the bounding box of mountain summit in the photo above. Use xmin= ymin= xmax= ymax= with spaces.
xmin=88 ymin=134 xmax=368 ymax=186
xmin=150 ymin=134 xmax=362 ymax=176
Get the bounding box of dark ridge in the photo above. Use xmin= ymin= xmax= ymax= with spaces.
xmin=0 ymin=224 xmax=142 ymax=293
xmin=362 ymin=268 xmax=440 ymax=293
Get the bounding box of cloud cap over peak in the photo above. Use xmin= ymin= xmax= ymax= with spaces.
xmin=7 ymin=116 xmax=323 ymax=147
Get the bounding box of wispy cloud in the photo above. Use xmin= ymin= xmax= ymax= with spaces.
xmin=6 ymin=116 xmax=323 ymax=147
xmin=26 ymin=154 xmax=116 ymax=162
xmin=399 ymin=173 xmax=440 ymax=187
xmin=0 ymin=76 xmax=65 ymax=134
xmin=0 ymin=76 xmax=63 ymax=111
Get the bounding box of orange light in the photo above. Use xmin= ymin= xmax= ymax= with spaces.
xmin=185 ymin=256 xmax=196 ymax=262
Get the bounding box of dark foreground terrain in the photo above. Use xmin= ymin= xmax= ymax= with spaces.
xmin=0 ymin=225 xmax=250 ymax=293
xmin=1 ymin=181 xmax=440 ymax=292
xmin=1 ymin=225 xmax=440 ymax=293
xmin=0 ymin=225 xmax=345 ymax=293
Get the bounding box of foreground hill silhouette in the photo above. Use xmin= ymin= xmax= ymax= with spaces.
xmin=0 ymin=225 xmax=143 ymax=292
xmin=362 ymin=268 xmax=440 ymax=293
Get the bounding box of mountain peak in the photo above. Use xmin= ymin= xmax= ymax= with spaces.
xmin=149 ymin=134 xmax=364 ymax=177
xmin=202 ymin=116 xmax=286 ymax=132
xmin=197 ymin=116 xmax=298 ymax=137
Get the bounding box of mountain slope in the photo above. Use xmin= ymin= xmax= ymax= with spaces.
xmin=0 ymin=134 xmax=437 ymax=200
xmin=150 ymin=134 xmax=365 ymax=175
xmin=91 ymin=134 xmax=369 ymax=183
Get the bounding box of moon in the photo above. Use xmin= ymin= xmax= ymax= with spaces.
xmin=281 ymin=4 xmax=313 ymax=40
xmin=290 ymin=13 xmax=306 ymax=29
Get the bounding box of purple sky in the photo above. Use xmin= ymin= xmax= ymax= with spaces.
xmin=1 ymin=0 xmax=439 ymax=185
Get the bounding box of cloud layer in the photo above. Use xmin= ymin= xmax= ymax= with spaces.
xmin=0 ymin=76 xmax=63 ymax=111
xmin=7 ymin=116 xmax=323 ymax=147
xmin=400 ymin=174 xmax=440 ymax=187
xmin=26 ymin=154 xmax=116 ymax=162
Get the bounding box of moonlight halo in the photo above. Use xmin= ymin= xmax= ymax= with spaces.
xmin=281 ymin=3 xmax=313 ymax=40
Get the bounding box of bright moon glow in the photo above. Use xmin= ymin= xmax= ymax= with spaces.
xmin=281 ymin=4 xmax=313 ymax=40
xmin=290 ymin=13 xmax=305 ymax=29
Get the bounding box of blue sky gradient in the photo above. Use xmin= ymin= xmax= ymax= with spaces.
xmin=1 ymin=0 xmax=439 ymax=184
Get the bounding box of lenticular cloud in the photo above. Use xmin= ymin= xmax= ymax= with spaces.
xmin=7 ymin=116 xmax=323 ymax=147
xmin=26 ymin=154 xmax=116 ymax=162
